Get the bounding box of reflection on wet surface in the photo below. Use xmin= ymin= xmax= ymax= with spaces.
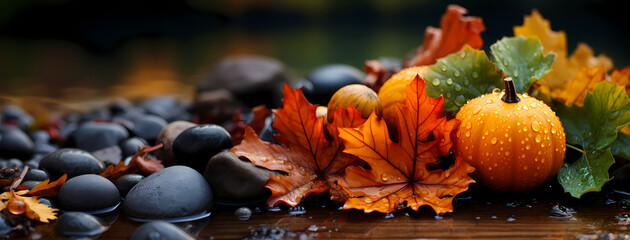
xmin=17 ymin=189 xmax=630 ymax=239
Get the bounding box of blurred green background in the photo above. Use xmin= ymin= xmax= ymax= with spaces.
xmin=0 ymin=0 xmax=628 ymax=101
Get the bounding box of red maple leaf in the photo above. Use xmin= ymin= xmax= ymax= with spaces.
xmin=231 ymin=83 xmax=367 ymax=207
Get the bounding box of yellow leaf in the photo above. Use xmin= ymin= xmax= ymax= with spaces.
xmin=0 ymin=190 xmax=59 ymax=223
xmin=514 ymin=10 xmax=613 ymax=91
xmin=552 ymin=66 xmax=606 ymax=107
xmin=514 ymin=10 xmax=567 ymax=59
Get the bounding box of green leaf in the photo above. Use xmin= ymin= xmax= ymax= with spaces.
xmin=558 ymin=149 xmax=615 ymax=198
xmin=423 ymin=46 xmax=503 ymax=113
xmin=611 ymin=134 xmax=630 ymax=160
xmin=557 ymin=82 xmax=630 ymax=150
xmin=556 ymin=82 xmax=630 ymax=197
xmin=490 ymin=36 xmax=556 ymax=93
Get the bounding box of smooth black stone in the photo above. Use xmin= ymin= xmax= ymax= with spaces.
xmin=30 ymin=130 xmax=50 ymax=144
xmin=1 ymin=105 xmax=34 ymax=130
xmin=39 ymin=148 xmax=106 ymax=180
xmin=140 ymin=97 xmax=179 ymax=121
xmin=196 ymin=56 xmax=287 ymax=108
xmin=128 ymin=221 xmax=195 ymax=240
xmin=259 ymin=114 xmax=278 ymax=144
xmin=108 ymin=99 xmax=134 ymax=116
xmin=39 ymin=197 xmax=56 ymax=208
xmin=71 ymin=121 xmax=129 ymax=152
xmin=304 ymin=64 xmax=364 ymax=105
xmin=0 ymin=216 xmax=11 ymax=236
xmin=204 ymin=152 xmax=270 ymax=201
xmin=58 ymin=174 xmax=121 ymax=212
xmin=81 ymin=108 xmax=111 ymax=123
xmin=154 ymin=121 xmax=197 ymax=166
xmin=22 ymin=180 xmax=41 ymax=190
xmin=119 ymin=137 xmax=149 ymax=158
xmin=122 ymin=166 xmax=213 ymax=219
xmin=172 ymin=124 xmax=232 ymax=173
xmin=55 ymin=212 xmax=108 ymax=237
xmin=24 ymin=169 xmax=49 ymax=181
xmin=130 ymin=115 xmax=167 ymax=143
xmin=0 ymin=125 xmax=34 ymax=160
xmin=114 ymin=174 xmax=144 ymax=197
xmin=33 ymin=142 xmax=59 ymax=155
xmin=6 ymin=158 xmax=23 ymax=169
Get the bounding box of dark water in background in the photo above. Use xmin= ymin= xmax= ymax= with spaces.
xmin=0 ymin=0 xmax=628 ymax=101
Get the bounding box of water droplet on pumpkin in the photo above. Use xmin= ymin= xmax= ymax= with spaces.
xmin=551 ymin=128 xmax=556 ymax=134
xmin=531 ymin=103 xmax=537 ymax=108
xmin=538 ymin=150 xmax=542 ymax=155
xmin=523 ymin=93 xmax=529 ymax=97
xmin=488 ymin=167 xmax=493 ymax=171
xmin=465 ymin=131 xmax=471 ymax=137
xmin=465 ymin=122 xmax=472 ymax=129
xmin=485 ymin=99 xmax=493 ymax=104
xmin=492 ymin=88 xmax=501 ymax=94
xmin=468 ymin=155 xmax=473 ymax=160
xmin=521 ymin=154 xmax=526 ymax=159
xmin=508 ymin=137 xmax=512 ymax=142
xmin=531 ymin=121 xmax=541 ymax=132
xmin=535 ymin=135 xmax=542 ymax=143
xmin=472 ymin=108 xmax=481 ymax=115
xmin=523 ymin=166 xmax=528 ymax=170
xmin=432 ymin=79 xmax=441 ymax=86
xmin=523 ymin=106 xmax=528 ymax=110
xmin=490 ymin=137 xmax=498 ymax=144
xmin=484 ymin=131 xmax=489 ymax=135
xmin=505 ymin=151 xmax=510 ymax=156
xmin=526 ymin=145 xmax=531 ymax=150
xmin=541 ymin=158 xmax=546 ymax=163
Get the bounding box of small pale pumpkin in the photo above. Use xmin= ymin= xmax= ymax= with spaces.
xmin=453 ymin=77 xmax=566 ymax=191
xmin=326 ymin=84 xmax=382 ymax=123
xmin=377 ymin=66 xmax=428 ymax=129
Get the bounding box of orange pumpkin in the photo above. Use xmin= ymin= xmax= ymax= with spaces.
xmin=327 ymin=84 xmax=382 ymax=123
xmin=453 ymin=77 xmax=566 ymax=191
xmin=378 ymin=66 xmax=428 ymax=129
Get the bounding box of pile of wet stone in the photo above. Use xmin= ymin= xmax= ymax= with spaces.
xmin=0 ymin=56 xmax=367 ymax=238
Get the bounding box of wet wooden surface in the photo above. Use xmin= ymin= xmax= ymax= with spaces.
xmin=15 ymin=189 xmax=630 ymax=240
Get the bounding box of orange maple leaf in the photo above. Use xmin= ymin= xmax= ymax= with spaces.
xmin=611 ymin=67 xmax=630 ymax=135
xmin=338 ymin=75 xmax=475 ymax=214
xmin=25 ymin=174 xmax=67 ymax=198
xmin=229 ymin=105 xmax=269 ymax=145
xmin=0 ymin=190 xmax=58 ymax=223
xmin=405 ymin=5 xmax=485 ymax=67
xmin=231 ymin=83 xmax=367 ymax=207
xmin=100 ymin=144 xmax=165 ymax=181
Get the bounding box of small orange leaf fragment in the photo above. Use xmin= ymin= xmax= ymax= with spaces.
xmin=26 ymin=174 xmax=68 ymax=198
xmin=99 ymin=144 xmax=165 ymax=181
xmin=339 ymin=75 xmax=474 ymax=214
xmin=0 ymin=190 xmax=58 ymax=223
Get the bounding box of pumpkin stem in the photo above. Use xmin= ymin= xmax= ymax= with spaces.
xmin=501 ymin=77 xmax=520 ymax=103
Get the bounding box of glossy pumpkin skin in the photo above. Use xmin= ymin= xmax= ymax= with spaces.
xmin=326 ymin=84 xmax=382 ymax=122
xmin=453 ymin=91 xmax=566 ymax=192
xmin=378 ymin=66 xmax=427 ymax=128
